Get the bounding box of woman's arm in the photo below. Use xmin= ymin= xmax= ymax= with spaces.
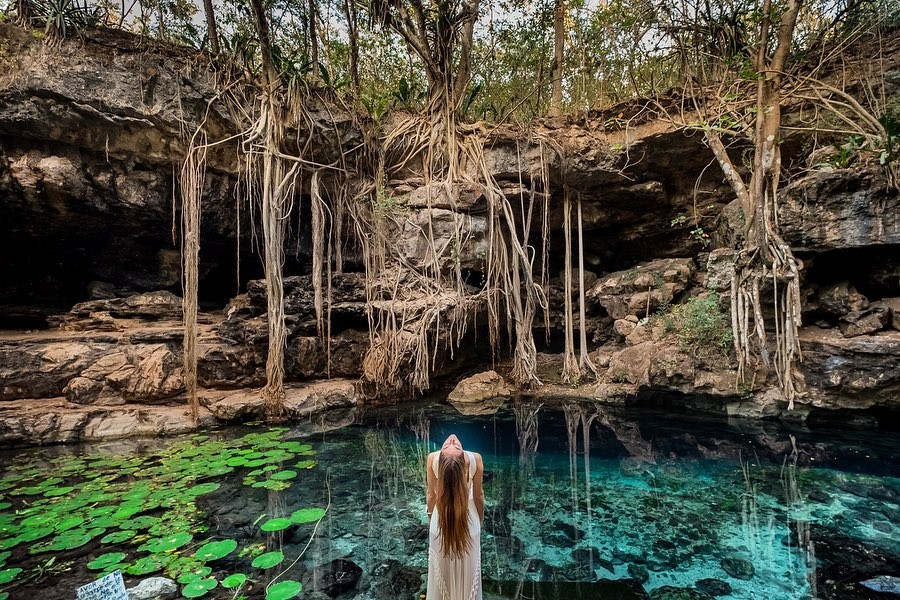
xmin=426 ymin=451 xmax=437 ymax=520
xmin=472 ymin=452 xmax=485 ymax=525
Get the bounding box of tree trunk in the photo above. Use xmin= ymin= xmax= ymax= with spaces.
xmin=309 ymin=0 xmax=319 ymax=80
xmin=15 ymin=0 xmax=33 ymax=26
xmin=202 ymin=0 xmax=220 ymax=55
xmin=550 ymin=0 xmax=566 ymax=115
xmin=343 ymin=0 xmax=359 ymax=94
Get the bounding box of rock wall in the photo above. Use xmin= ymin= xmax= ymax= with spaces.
xmin=2 ymin=23 xmax=900 ymax=444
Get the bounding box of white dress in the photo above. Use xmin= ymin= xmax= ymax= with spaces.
xmin=427 ymin=450 xmax=482 ymax=600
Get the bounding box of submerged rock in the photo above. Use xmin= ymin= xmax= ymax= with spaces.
xmin=694 ymin=578 xmax=731 ymax=596
xmin=860 ymin=575 xmax=900 ymax=594
xmin=369 ymin=559 xmax=425 ymax=600
xmin=628 ymin=563 xmax=650 ymax=583
xmin=127 ymin=576 xmax=177 ymax=600
xmin=719 ymin=557 xmax=754 ymax=580
xmin=649 ymin=586 xmax=714 ymax=599
xmin=313 ymin=558 xmax=363 ymax=596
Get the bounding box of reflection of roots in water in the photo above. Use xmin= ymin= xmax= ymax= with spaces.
xmin=363 ymin=428 xmax=420 ymax=561
xmin=781 ymin=434 xmax=817 ymax=598
xmin=513 ymin=404 xmax=542 ymax=472
xmin=740 ymin=441 xmax=815 ymax=597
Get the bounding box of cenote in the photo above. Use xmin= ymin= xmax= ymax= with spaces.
xmin=1 ymin=402 xmax=900 ymax=600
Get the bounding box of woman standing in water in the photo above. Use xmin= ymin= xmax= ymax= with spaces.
xmin=426 ymin=434 xmax=485 ymax=600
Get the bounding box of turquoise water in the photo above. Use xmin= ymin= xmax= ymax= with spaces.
xmin=2 ymin=403 xmax=900 ymax=599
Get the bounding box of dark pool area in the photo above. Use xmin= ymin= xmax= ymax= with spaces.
xmin=1 ymin=401 xmax=900 ymax=599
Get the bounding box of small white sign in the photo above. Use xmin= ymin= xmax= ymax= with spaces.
xmin=75 ymin=570 xmax=128 ymax=600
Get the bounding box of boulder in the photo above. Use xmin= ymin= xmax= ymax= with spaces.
xmin=588 ymin=258 xmax=695 ymax=319
xmin=448 ymin=370 xmax=513 ymax=408
xmin=839 ymin=302 xmax=890 ymax=337
xmin=815 ymin=281 xmax=869 ymax=319
xmin=127 ymin=577 xmax=178 ymax=600
xmin=885 ymin=297 xmax=900 ymax=330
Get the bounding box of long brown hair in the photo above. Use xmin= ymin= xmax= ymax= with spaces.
xmin=436 ymin=451 xmax=470 ymax=559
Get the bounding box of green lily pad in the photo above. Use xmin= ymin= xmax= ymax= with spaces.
xmin=43 ymin=486 xmax=75 ymax=497
xmin=176 ymin=565 xmax=212 ymax=584
xmin=185 ymin=483 xmax=220 ymax=496
xmin=0 ymin=550 xmax=10 ymax=566
xmin=87 ymin=552 xmax=127 ymax=570
xmin=266 ymin=580 xmax=302 ymax=600
xmin=49 ymin=529 xmax=96 ymax=550
xmin=194 ymin=539 xmax=237 ymax=561
xmin=182 ymin=577 xmax=218 ymax=598
xmin=294 ymin=460 xmax=317 ymax=469
xmin=0 ymin=567 xmax=23 ymax=584
xmin=19 ymin=526 xmax=55 ymax=542
xmin=260 ymin=518 xmax=293 ymax=532
xmin=101 ymin=530 xmax=137 ymax=544
xmin=270 ymin=470 xmax=297 ymax=481
xmin=145 ymin=531 xmax=193 ymax=552
xmin=56 ymin=516 xmax=85 ymax=531
xmin=0 ymin=537 xmax=20 ymax=551
xmin=253 ymin=480 xmax=291 ymax=491
xmin=20 ymin=514 xmax=54 ymax=528
xmin=290 ymin=507 xmax=326 ymax=524
xmin=221 ymin=573 xmax=248 ymax=589
xmin=126 ymin=554 xmax=166 ymax=575
xmin=251 ymin=551 xmax=284 ymax=569
xmin=0 ymin=502 xmax=10 ymax=510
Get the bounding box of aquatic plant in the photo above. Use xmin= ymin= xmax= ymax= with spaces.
xmin=0 ymin=427 xmax=325 ymax=597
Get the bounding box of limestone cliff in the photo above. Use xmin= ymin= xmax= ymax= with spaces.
xmin=1 ymin=22 xmax=900 ymax=444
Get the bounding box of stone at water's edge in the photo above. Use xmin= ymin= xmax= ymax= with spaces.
xmin=126 ymin=577 xmax=178 ymax=600
xmin=206 ymin=379 xmax=359 ymax=421
xmin=0 ymin=398 xmax=211 ymax=445
xmin=448 ymin=370 xmax=513 ymax=412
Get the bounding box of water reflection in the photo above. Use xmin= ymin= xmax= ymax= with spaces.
xmin=350 ymin=402 xmax=900 ymax=600
xmin=2 ymin=401 xmax=899 ymax=600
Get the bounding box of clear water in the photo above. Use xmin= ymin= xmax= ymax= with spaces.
xmin=2 ymin=402 xmax=900 ymax=600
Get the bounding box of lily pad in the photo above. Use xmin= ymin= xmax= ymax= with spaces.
xmin=19 ymin=526 xmax=55 ymax=542
xmin=270 ymin=470 xmax=297 ymax=481
xmin=0 ymin=567 xmax=22 ymax=584
xmin=101 ymin=530 xmax=137 ymax=544
xmin=185 ymin=483 xmax=220 ymax=496
xmin=145 ymin=531 xmax=193 ymax=552
xmin=251 ymin=551 xmax=285 ymax=569
xmin=176 ymin=565 xmax=212 ymax=584
xmin=266 ymin=580 xmax=302 ymax=600
xmin=126 ymin=554 xmax=166 ymax=575
xmin=294 ymin=460 xmax=317 ymax=469
xmin=194 ymin=539 xmax=237 ymax=561
xmin=87 ymin=552 xmax=127 ymax=570
xmin=55 ymin=516 xmax=85 ymax=532
xmin=221 ymin=573 xmax=248 ymax=589
xmin=290 ymin=508 xmax=326 ymax=524
xmin=260 ymin=518 xmax=293 ymax=532
xmin=182 ymin=577 xmax=218 ymax=598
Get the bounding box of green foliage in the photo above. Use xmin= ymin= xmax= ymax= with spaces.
xmin=664 ymin=292 xmax=734 ymax=354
